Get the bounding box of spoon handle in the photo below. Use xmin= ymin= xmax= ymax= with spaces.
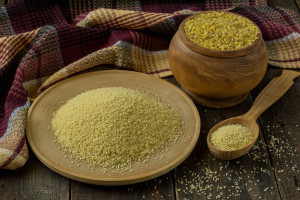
xmin=241 ymin=70 xmax=300 ymax=121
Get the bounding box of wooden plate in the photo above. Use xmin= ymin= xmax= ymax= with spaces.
xmin=26 ymin=70 xmax=201 ymax=185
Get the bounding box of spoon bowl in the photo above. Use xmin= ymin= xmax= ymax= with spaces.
xmin=207 ymin=117 xmax=259 ymax=160
xmin=207 ymin=70 xmax=300 ymax=160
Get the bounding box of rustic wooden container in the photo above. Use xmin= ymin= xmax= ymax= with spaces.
xmin=168 ymin=12 xmax=268 ymax=108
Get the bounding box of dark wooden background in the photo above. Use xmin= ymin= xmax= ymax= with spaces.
xmin=1 ymin=0 xmax=300 ymax=199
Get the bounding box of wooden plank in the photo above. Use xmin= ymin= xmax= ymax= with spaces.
xmin=251 ymin=68 xmax=300 ymax=200
xmin=0 ymin=151 xmax=70 ymax=200
xmin=174 ymin=94 xmax=281 ymax=199
xmin=261 ymin=0 xmax=300 ymax=198
xmin=71 ymin=173 xmax=175 ymax=200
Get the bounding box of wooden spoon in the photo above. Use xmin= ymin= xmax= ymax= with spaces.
xmin=207 ymin=70 xmax=300 ymax=160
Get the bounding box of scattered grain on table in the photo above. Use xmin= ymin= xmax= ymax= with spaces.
xmin=176 ymin=122 xmax=299 ymax=199
xmin=51 ymin=87 xmax=182 ymax=170
xmin=175 ymin=139 xmax=278 ymax=199
xmin=264 ymin=124 xmax=299 ymax=174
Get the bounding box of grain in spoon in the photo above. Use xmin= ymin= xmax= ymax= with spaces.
xmin=207 ymin=70 xmax=300 ymax=160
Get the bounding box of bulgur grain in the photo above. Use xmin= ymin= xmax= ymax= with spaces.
xmin=184 ymin=12 xmax=260 ymax=50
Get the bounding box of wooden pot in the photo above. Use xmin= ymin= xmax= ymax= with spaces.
xmin=168 ymin=12 xmax=268 ymax=108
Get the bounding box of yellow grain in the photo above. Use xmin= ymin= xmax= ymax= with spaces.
xmin=51 ymin=87 xmax=182 ymax=169
xmin=184 ymin=12 xmax=260 ymax=50
xmin=210 ymin=124 xmax=254 ymax=151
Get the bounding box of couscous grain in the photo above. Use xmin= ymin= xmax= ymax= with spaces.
xmin=51 ymin=87 xmax=182 ymax=169
xmin=210 ymin=124 xmax=254 ymax=151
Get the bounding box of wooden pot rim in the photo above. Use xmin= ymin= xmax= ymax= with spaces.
xmin=178 ymin=11 xmax=263 ymax=58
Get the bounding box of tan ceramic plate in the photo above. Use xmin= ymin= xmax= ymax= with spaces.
xmin=26 ymin=70 xmax=201 ymax=185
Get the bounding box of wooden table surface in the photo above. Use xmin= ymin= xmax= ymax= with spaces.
xmin=1 ymin=0 xmax=300 ymax=199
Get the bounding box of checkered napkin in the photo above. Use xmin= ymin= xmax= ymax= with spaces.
xmin=0 ymin=0 xmax=299 ymax=169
